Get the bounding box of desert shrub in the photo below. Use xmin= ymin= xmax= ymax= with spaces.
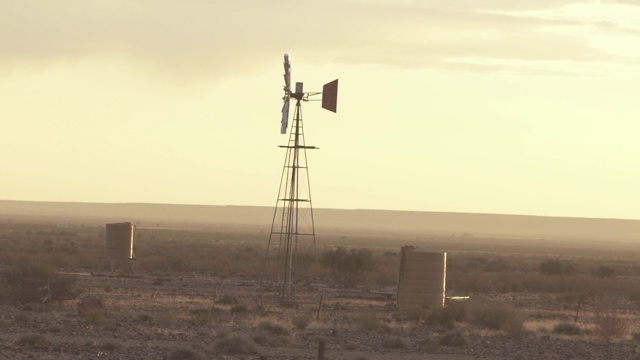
xmin=292 ymin=315 xmax=311 ymax=330
xmin=426 ymin=303 xmax=467 ymax=328
xmin=257 ymin=320 xmax=291 ymax=336
xmin=214 ymin=334 xmax=257 ymax=354
xmin=382 ymin=336 xmax=407 ymax=349
xmin=393 ymin=308 xmax=429 ymax=323
xmin=252 ymin=319 xmax=292 ymax=346
xmin=540 ymin=259 xmax=576 ymax=276
xmin=230 ymin=305 xmax=248 ymax=314
xmin=216 ymin=295 xmax=238 ymax=305
xmin=319 ymin=247 xmax=374 ymax=287
xmin=2 ymin=263 xmax=78 ymax=304
xmin=83 ymin=309 xmax=107 ymax=325
xmin=152 ymin=277 xmax=167 ymax=286
xmin=594 ymin=311 xmax=628 ymax=341
xmin=168 ymin=346 xmax=202 ymax=360
xmin=14 ymin=312 xmax=30 ymax=322
xmin=78 ymin=296 xmax=107 ymax=324
xmin=438 ymin=330 xmax=466 ymax=347
xmin=553 ymin=322 xmax=583 ymax=336
xmin=355 ymin=313 xmax=382 ymax=332
xmin=15 ymin=334 xmax=50 ymax=348
xmin=190 ymin=308 xmax=213 ymax=326
xmin=484 ymin=258 xmax=508 ymax=272
xmin=593 ymin=265 xmax=615 ymax=278
xmin=100 ymin=341 xmax=120 ymax=351
xmin=469 ymin=303 xmax=522 ymax=332
xmin=136 ymin=313 xmax=153 ymax=322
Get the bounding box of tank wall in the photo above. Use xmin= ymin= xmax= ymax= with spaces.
xmin=397 ymin=246 xmax=446 ymax=310
xmin=105 ymin=223 xmax=135 ymax=259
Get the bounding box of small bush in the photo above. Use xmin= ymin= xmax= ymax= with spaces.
xmin=78 ymin=296 xmax=107 ymax=324
xmin=230 ymin=305 xmax=248 ymax=315
xmin=15 ymin=334 xmax=50 ymax=348
xmin=393 ymin=308 xmax=429 ymax=323
xmin=553 ymin=322 xmax=583 ymax=336
xmin=355 ymin=313 xmax=382 ymax=332
xmin=257 ymin=320 xmax=291 ymax=336
xmin=216 ymin=295 xmax=238 ymax=305
xmin=251 ymin=319 xmax=292 ymax=346
xmin=2 ymin=263 xmax=78 ymax=304
xmin=469 ymin=303 xmax=522 ymax=332
xmin=168 ymin=346 xmax=202 ymax=360
xmin=593 ymin=265 xmax=615 ymax=278
xmin=540 ymin=259 xmax=576 ymax=276
xmin=292 ymin=315 xmax=311 ymax=330
xmin=594 ymin=311 xmax=628 ymax=341
xmin=438 ymin=331 xmax=466 ymax=347
xmin=100 ymin=341 xmax=120 ymax=351
xmin=136 ymin=313 xmax=153 ymax=322
xmin=426 ymin=303 xmax=466 ymax=328
xmin=382 ymin=336 xmax=407 ymax=349
xmin=14 ymin=313 xmax=30 ymax=322
xmin=190 ymin=308 xmax=213 ymax=326
xmin=215 ymin=334 xmax=257 ymax=354
xmin=320 ymin=247 xmax=374 ymax=287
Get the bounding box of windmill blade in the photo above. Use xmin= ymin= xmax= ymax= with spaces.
xmin=283 ymin=53 xmax=291 ymax=92
xmin=281 ymin=97 xmax=290 ymax=134
xmin=281 ymin=53 xmax=292 ymax=134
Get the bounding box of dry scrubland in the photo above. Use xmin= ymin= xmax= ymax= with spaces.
xmin=0 ymin=216 xmax=639 ymax=359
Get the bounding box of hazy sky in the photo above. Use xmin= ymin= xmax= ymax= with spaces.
xmin=2 ymin=1 xmax=640 ymax=219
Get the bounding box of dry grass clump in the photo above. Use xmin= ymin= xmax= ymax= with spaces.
xmin=168 ymin=346 xmax=202 ymax=360
xmin=244 ymin=319 xmax=293 ymax=346
xmin=15 ymin=334 xmax=50 ymax=348
xmin=393 ymin=308 xmax=429 ymax=323
xmin=593 ymin=311 xmax=628 ymax=341
xmin=438 ymin=330 xmax=467 ymax=347
xmin=355 ymin=313 xmax=383 ymax=333
xmin=553 ymin=322 xmax=583 ymax=336
xmin=381 ymin=336 xmax=407 ymax=349
xmin=469 ymin=302 xmax=524 ymax=336
xmin=136 ymin=313 xmax=153 ymax=322
xmin=292 ymin=314 xmax=311 ymax=330
xmin=230 ymin=304 xmax=248 ymax=315
xmin=14 ymin=312 xmax=30 ymax=322
xmin=426 ymin=303 xmax=467 ymax=329
xmin=78 ymin=296 xmax=107 ymax=325
xmin=189 ymin=308 xmax=213 ymax=326
xmin=216 ymin=294 xmax=238 ymax=305
xmin=214 ymin=333 xmax=257 ymax=354
xmin=2 ymin=263 xmax=78 ymax=304
xmin=100 ymin=341 xmax=120 ymax=351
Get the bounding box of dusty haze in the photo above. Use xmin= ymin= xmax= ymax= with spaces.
xmin=1 ymin=200 xmax=638 ymax=243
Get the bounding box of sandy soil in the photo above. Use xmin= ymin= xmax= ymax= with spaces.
xmin=1 ymin=272 xmax=638 ymax=360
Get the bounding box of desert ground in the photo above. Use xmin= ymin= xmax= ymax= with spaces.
xmin=0 ymin=203 xmax=639 ymax=359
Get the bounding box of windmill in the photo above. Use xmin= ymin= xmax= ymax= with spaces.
xmin=265 ymin=53 xmax=338 ymax=305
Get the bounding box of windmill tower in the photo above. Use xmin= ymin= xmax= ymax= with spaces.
xmin=265 ymin=53 xmax=338 ymax=305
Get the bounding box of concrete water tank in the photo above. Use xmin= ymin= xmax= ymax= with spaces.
xmin=397 ymin=246 xmax=446 ymax=310
xmin=105 ymin=222 xmax=135 ymax=260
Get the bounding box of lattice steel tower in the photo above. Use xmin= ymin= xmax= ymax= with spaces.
xmin=265 ymin=53 xmax=338 ymax=305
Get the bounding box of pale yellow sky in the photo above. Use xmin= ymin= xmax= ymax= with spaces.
xmin=1 ymin=1 xmax=640 ymax=219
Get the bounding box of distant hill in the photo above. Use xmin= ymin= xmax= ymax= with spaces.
xmin=0 ymin=200 xmax=638 ymax=242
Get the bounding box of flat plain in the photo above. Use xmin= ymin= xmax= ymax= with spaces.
xmin=0 ymin=202 xmax=639 ymax=359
